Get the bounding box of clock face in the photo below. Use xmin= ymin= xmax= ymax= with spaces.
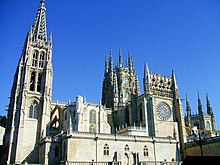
xmin=156 ymin=102 xmax=171 ymax=120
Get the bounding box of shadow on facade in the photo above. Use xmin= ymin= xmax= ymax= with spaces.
xmin=182 ymin=156 xmax=220 ymax=165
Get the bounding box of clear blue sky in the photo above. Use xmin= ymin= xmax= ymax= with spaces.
xmin=0 ymin=0 xmax=220 ymax=128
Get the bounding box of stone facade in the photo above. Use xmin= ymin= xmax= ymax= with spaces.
xmin=1 ymin=0 xmax=217 ymax=165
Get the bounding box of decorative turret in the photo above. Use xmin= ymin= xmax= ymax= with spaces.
xmin=143 ymin=62 xmax=150 ymax=96
xmin=206 ymin=94 xmax=213 ymax=116
xmin=113 ymin=71 xmax=119 ymax=107
xmin=198 ymin=93 xmax=204 ymax=116
xmin=105 ymin=55 xmax=109 ymax=74
xmin=206 ymin=94 xmax=216 ymax=130
xmin=172 ymin=70 xmax=179 ymax=98
xmin=186 ymin=94 xmax=191 ymax=127
xmin=118 ymin=48 xmax=123 ymax=68
xmin=108 ymin=50 xmax=113 ymax=83
xmin=128 ymin=51 xmax=134 ymax=74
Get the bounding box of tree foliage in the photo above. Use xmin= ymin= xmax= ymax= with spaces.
xmin=0 ymin=115 xmax=7 ymax=127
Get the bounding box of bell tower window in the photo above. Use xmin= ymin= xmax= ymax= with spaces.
xmin=32 ymin=51 xmax=38 ymax=67
xmin=39 ymin=52 xmax=45 ymax=68
xmin=37 ymin=73 xmax=42 ymax=92
xmin=29 ymin=101 xmax=38 ymax=119
xmin=30 ymin=72 xmax=36 ymax=91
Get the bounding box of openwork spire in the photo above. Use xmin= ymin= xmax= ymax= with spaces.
xmin=31 ymin=0 xmax=47 ymax=42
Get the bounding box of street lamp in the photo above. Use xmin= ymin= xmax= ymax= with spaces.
xmin=94 ymin=136 xmax=98 ymax=164
xmin=152 ymin=137 xmax=157 ymax=165
xmin=194 ymin=132 xmax=206 ymax=156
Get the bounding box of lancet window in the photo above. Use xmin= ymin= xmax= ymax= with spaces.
xmin=37 ymin=73 xmax=42 ymax=92
xmin=90 ymin=110 xmax=96 ymax=124
xmin=39 ymin=52 xmax=45 ymax=68
xmin=32 ymin=51 xmax=38 ymax=67
xmin=29 ymin=101 xmax=38 ymax=119
xmin=30 ymin=71 xmax=36 ymax=91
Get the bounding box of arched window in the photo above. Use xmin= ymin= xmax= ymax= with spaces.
xmin=89 ymin=125 xmax=96 ymax=133
xmin=29 ymin=101 xmax=38 ymax=119
xmin=90 ymin=110 xmax=96 ymax=124
xmin=143 ymin=145 xmax=148 ymax=156
xmin=54 ymin=146 xmax=59 ymax=158
xmin=103 ymin=144 xmax=109 ymax=156
xmin=206 ymin=121 xmax=211 ymax=129
xmin=30 ymin=72 xmax=36 ymax=91
xmin=37 ymin=72 xmax=42 ymax=92
xmin=39 ymin=52 xmax=45 ymax=68
xmin=32 ymin=51 xmax=38 ymax=67
xmin=124 ymin=144 xmax=129 ymax=151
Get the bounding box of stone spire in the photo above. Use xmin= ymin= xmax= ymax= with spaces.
xmin=143 ymin=62 xmax=150 ymax=96
xmin=172 ymin=70 xmax=178 ymax=89
xmin=105 ymin=54 xmax=109 ymax=74
xmin=31 ymin=0 xmax=47 ymax=42
xmin=172 ymin=70 xmax=180 ymax=99
xmin=186 ymin=94 xmax=191 ymax=127
xmin=108 ymin=49 xmax=113 ymax=73
xmin=198 ymin=92 xmax=204 ymax=115
xmin=206 ymin=94 xmax=216 ymax=130
xmin=206 ymin=94 xmax=213 ymax=116
xmin=113 ymin=71 xmax=119 ymax=108
xmin=118 ymin=48 xmax=123 ymax=68
xmin=128 ymin=51 xmax=134 ymax=74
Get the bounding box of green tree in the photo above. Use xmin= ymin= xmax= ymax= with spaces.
xmin=0 ymin=115 xmax=7 ymax=127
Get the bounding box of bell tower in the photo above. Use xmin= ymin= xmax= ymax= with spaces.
xmin=2 ymin=0 xmax=53 ymax=164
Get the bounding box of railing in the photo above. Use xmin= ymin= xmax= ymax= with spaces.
xmin=59 ymin=161 xmax=182 ymax=165
xmin=60 ymin=162 xmax=121 ymax=165
xmin=140 ymin=161 xmax=182 ymax=165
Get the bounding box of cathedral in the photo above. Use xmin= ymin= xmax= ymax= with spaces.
xmin=1 ymin=0 xmax=217 ymax=164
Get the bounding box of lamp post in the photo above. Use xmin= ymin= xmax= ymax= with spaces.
xmin=194 ymin=133 xmax=206 ymax=156
xmin=152 ymin=137 xmax=157 ymax=165
xmin=94 ymin=136 xmax=98 ymax=164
